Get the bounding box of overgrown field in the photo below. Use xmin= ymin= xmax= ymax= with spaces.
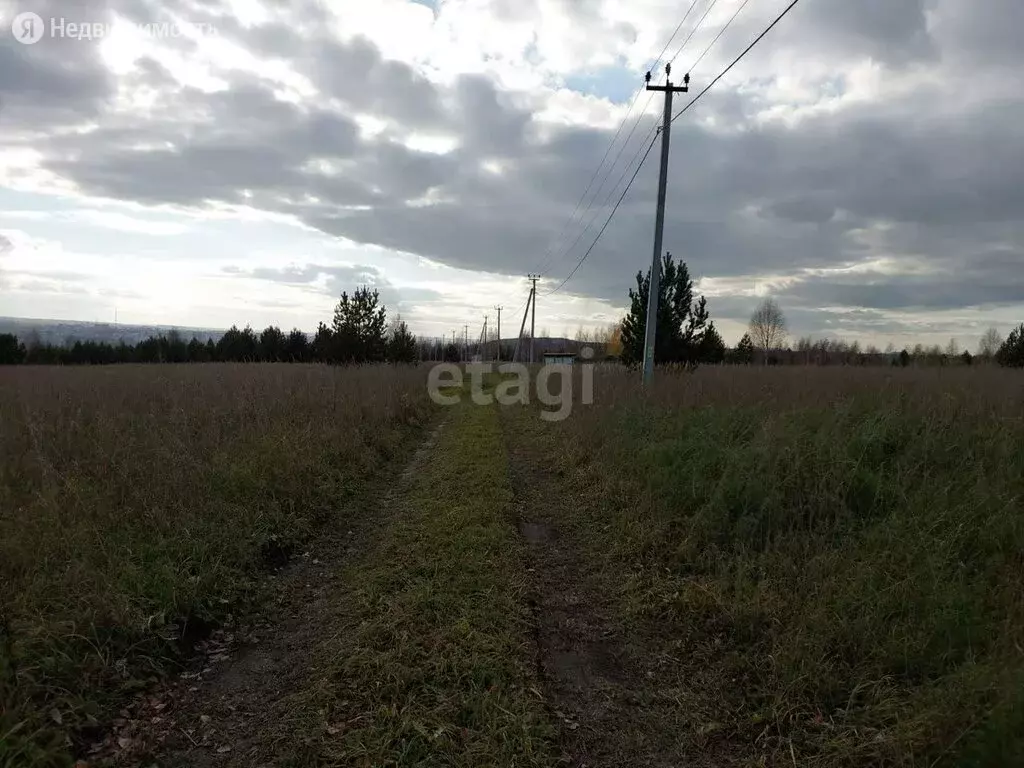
xmin=6 ymin=361 xmax=1023 ymax=767
xmin=0 ymin=364 xmax=434 ymax=767
xmin=528 ymin=365 xmax=1024 ymax=765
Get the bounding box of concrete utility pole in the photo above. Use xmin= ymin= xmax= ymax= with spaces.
xmin=642 ymin=64 xmax=689 ymax=387
xmin=494 ymin=306 xmax=502 ymax=361
xmin=512 ymin=283 xmax=534 ymax=363
xmin=464 ymin=325 xmax=469 ymax=361
xmin=528 ymin=274 xmax=539 ymax=365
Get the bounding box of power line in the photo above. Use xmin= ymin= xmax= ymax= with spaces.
xmin=540 ymin=115 xmax=657 ymax=277
xmin=657 ymin=0 xmax=706 ymax=69
xmin=686 ymin=0 xmax=755 ymax=73
xmin=544 ymin=0 xmax=805 ymax=296
xmin=667 ymin=0 xmax=723 ymax=65
xmin=540 ymin=2 xmax=729 ymax=280
xmin=534 ymin=0 xmax=704 ymax=276
xmin=544 ymin=133 xmax=659 ymax=296
xmin=673 ymin=0 xmax=804 ymax=124
xmin=566 ymin=0 xmax=750 ymax=265
xmin=533 ymin=91 xmax=646 ymax=276
xmin=575 ymin=0 xmax=702 ymax=202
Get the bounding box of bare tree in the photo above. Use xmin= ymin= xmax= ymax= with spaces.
xmin=749 ymin=298 xmax=788 ymax=353
xmin=978 ymin=327 xmax=1003 ymax=358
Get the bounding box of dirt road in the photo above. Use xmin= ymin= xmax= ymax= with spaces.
xmin=115 ymin=401 xmax=740 ymax=767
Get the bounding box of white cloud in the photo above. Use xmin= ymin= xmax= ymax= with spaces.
xmin=0 ymin=0 xmax=1021 ymax=351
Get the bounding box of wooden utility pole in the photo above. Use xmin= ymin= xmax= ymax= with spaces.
xmin=642 ymin=64 xmax=689 ymax=386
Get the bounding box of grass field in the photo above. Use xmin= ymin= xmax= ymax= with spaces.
xmin=3 ymin=362 xmax=1023 ymax=766
xmin=0 ymin=364 xmax=434 ymax=767
xmin=523 ymin=365 xmax=1024 ymax=765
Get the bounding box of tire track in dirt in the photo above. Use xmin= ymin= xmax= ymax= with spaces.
xmin=110 ymin=419 xmax=448 ymax=767
xmin=501 ymin=407 xmax=720 ymax=768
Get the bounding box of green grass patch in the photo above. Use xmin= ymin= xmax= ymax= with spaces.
xmin=290 ymin=402 xmax=558 ymax=767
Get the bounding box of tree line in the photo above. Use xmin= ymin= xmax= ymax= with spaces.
xmin=614 ymin=255 xmax=1024 ymax=369
xmin=2 ymin=271 xmax=1023 ymax=369
xmin=0 ymin=287 xmax=419 ymax=366
xmin=738 ymin=297 xmax=1024 ymax=367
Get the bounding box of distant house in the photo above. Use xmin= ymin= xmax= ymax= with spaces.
xmin=543 ymin=351 xmax=576 ymax=365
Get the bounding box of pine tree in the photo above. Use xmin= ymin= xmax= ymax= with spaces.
xmin=217 ymin=325 xmax=259 ymax=361
xmin=996 ymin=323 xmax=1024 ymax=368
xmin=0 ymin=334 xmax=25 ymax=365
xmin=332 ymin=287 xmax=388 ymax=363
xmin=619 ymin=252 xmax=710 ymax=367
xmin=312 ymin=322 xmax=334 ymax=363
xmin=259 ymin=326 xmax=287 ymax=362
xmin=443 ymin=343 xmax=461 ymax=362
xmin=187 ymin=338 xmax=208 ymax=362
xmin=387 ymin=317 xmax=418 ymax=363
xmin=733 ymin=333 xmax=755 ymax=364
xmin=285 ymin=329 xmax=309 ymax=362
xmin=696 ymin=321 xmax=726 ymax=363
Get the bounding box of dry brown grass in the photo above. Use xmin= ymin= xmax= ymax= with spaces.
xmin=0 ymin=363 xmax=434 ymax=767
xmin=544 ymin=364 xmax=1024 ymax=765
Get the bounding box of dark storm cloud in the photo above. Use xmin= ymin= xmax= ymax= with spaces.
xmin=795 ymin=0 xmax=935 ymax=65
xmin=455 ymin=75 xmax=533 ymax=155
xmin=200 ymin=13 xmax=451 ymax=130
xmin=932 ymin=0 xmax=1024 ymax=68
xmin=0 ymin=0 xmax=115 ymax=129
xmin=4 ymin=0 xmax=1024 ymax=340
xmin=784 ymin=278 xmax=1024 ymax=312
xmin=310 ymin=36 xmax=449 ymax=130
xmin=37 ymin=78 xmax=368 ymax=205
xmin=768 ymin=197 xmax=837 ymax=224
xmin=774 ymin=242 xmax=1024 ymax=313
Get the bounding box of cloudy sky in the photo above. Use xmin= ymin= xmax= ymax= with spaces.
xmin=1 ymin=0 xmax=1021 ymax=347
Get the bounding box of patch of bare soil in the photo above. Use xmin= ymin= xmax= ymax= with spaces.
xmin=503 ymin=414 xmax=733 ymax=768
xmin=92 ymin=420 xmax=447 ymax=768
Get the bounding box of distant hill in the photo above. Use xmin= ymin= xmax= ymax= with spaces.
xmin=513 ymin=337 xmax=595 ymax=353
xmin=0 ymin=317 xmax=225 ymax=347
xmin=0 ymin=319 xmax=610 ymax=356
xmin=494 ymin=337 xmax=610 ymax=357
